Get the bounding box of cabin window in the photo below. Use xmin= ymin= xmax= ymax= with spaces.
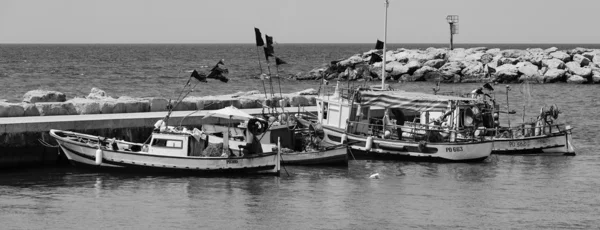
xmin=152 ymin=138 xmax=183 ymax=149
xmin=323 ymin=102 xmax=329 ymax=119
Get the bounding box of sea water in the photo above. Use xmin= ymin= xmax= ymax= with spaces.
xmin=0 ymin=44 xmax=599 ymax=229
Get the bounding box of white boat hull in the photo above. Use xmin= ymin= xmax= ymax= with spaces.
xmin=51 ymin=130 xmax=280 ymax=175
xmin=491 ymin=129 xmax=575 ymax=155
xmin=322 ymin=126 xmax=492 ymax=162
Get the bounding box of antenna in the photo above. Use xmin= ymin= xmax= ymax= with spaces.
xmin=446 ymin=15 xmax=459 ymax=50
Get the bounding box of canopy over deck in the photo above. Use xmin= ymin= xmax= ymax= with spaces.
xmin=357 ymin=91 xmax=477 ymax=112
xmin=202 ymin=105 xmax=254 ymax=121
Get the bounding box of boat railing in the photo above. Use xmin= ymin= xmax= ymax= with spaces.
xmin=483 ymin=123 xmax=570 ymax=139
xmin=346 ymin=120 xmax=484 ymax=143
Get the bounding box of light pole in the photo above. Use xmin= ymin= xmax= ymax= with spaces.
xmin=446 ymin=15 xmax=459 ymax=50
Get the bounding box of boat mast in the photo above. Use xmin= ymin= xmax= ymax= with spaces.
xmin=381 ymin=0 xmax=389 ymax=90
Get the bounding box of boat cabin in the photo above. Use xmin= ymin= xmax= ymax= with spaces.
xmin=148 ymin=131 xmax=208 ymax=157
xmin=316 ymin=85 xmax=498 ymax=142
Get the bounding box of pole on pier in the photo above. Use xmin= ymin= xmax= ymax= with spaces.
xmin=446 ymin=15 xmax=459 ymax=50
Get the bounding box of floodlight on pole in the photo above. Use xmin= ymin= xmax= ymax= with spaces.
xmin=446 ymin=15 xmax=459 ymax=50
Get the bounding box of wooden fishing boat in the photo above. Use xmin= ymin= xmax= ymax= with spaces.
xmin=202 ymin=107 xmax=349 ymax=166
xmin=312 ymin=83 xmax=493 ymax=162
xmin=50 ymin=128 xmax=281 ymax=175
xmin=487 ymin=104 xmax=575 ymax=155
xmin=458 ymin=84 xmax=576 ymax=156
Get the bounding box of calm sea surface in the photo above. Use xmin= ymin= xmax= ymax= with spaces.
xmin=1 ymin=44 xmax=599 ymax=229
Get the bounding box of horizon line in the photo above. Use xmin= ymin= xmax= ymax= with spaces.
xmin=2 ymin=42 xmax=600 ymax=45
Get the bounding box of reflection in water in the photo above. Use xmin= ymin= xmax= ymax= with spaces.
xmin=0 ymin=148 xmax=594 ymax=229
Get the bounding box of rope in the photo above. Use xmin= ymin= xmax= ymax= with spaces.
xmin=38 ymin=139 xmax=59 ymax=148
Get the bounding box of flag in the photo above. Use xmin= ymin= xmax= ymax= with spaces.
xmin=254 ymin=28 xmax=264 ymax=46
xmin=211 ymin=59 xmax=228 ymax=73
xmin=275 ymin=57 xmax=287 ymax=66
xmin=190 ymin=70 xmax=207 ymax=82
xmin=265 ymin=35 xmax=273 ymax=47
xmin=483 ymin=83 xmax=494 ymax=91
xmin=264 ymin=46 xmax=274 ymax=61
xmin=368 ymin=53 xmax=382 ymax=64
xmin=375 ymin=39 xmax=384 ymax=49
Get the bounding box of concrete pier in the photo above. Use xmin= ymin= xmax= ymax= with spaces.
xmin=0 ymin=107 xmax=318 ymax=168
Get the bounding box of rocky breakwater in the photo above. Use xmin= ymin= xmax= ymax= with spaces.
xmin=299 ymin=47 xmax=600 ymax=84
xmin=0 ymin=87 xmax=319 ymax=118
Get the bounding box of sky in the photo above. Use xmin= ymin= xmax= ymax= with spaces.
xmin=1 ymin=0 xmax=599 ymax=44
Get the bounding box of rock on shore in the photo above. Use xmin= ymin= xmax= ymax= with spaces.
xmin=298 ymin=47 xmax=600 ymax=84
xmin=0 ymin=88 xmax=319 ymax=117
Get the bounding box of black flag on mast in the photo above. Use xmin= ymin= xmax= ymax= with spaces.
xmin=190 ymin=70 xmax=207 ymax=83
xmin=368 ymin=53 xmax=382 ymax=64
xmin=375 ymin=39 xmax=384 ymax=49
xmin=254 ymin=28 xmax=265 ymax=46
xmin=264 ymin=47 xmax=274 ymax=61
xmin=275 ymin=57 xmax=287 ymax=66
xmin=265 ymin=35 xmax=274 ymax=47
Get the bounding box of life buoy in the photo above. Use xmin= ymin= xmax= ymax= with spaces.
xmin=418 ymin=141 xmax=427 ymax=153
xmin=247 ymin=118 xmax=268 ymax=135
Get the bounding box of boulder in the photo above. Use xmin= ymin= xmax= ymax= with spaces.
xmin=399 ymin=74 xmax=421 ymax=82
xmin=290 ymin=96 xmax=310 ymax=106
xmin=543 ymin=69 xmax=566 ymax=83
xmin=521 ymin=52 xmax=546 ymax=66
xmin=146 ymin=97 xmax=169 ymax=112
xmin=389 ymin=65 xmax=410 ymax=78
xmin=592 ymin=70 xmax=600 ymax=84
xmin=465 ymin=53 xmax=484 ymax=62
xmin=581 ymin=51 xmax=600 ymax=65
xmin=565 ymin=62 xmax=592 ymax=77
xmin=35 ymin=102 xmax=78 ymax=116
xmin=347 ymin=55 xmax=365 ymax=65
xmin=499 ymin=58 xmax=519 ymax=66
xmin=117 ymin=97 xmax=152 ymax=113
xmin=549 ymin=51 xmax=571 ymax=62
xmin=384 ymin=51 xmax=395 ymax=63
xmin=23 ymin=90 xmax=67 ymax=103
xmin=544 ymin=47 xmax=558 ymax=54
xmin=68 ymin=98 xmax=101 ymax=115
xmin=466 ymin=47 xmax=488 ymax=53
xmin=385 ymin=61 xmax=403 ymax=72
xmin=448 ymin=49 xmax=467 ymax=62
xmin=307 ymin=66 xmax=327 ymax=80
xmin=461 ymin=62 xmax=485 ymax=80
xmin=0 ymin=102 xmax=25 ymax=117
xmin=573 ymin=54 xmax=591 ymax=66
xmin=423 ymin=71 xmax=444 ymax=82
xmin=22 ymin=103 xmax=40 ymax=116
xmin=439 ymin=61 xmax=464 ymax=77
xmin=517 ymin=62 xmax=541 ymax=79
xmin=493 ymin=64 xmax=519 ymax=83
xmin=423 ymin=59 xmax=446 ymax=69
xmin=541 ymin=58 xmax=566 ymax=69
xmin=485 ymin=48 xmax=501 ymax=56
xmin=392 ymin=52 xmax=410 ymax=62
xmin=297 ymin=88 xmax=318 ymax=95
xmin=369 ymin=66 xmax=383 ymax=79
xmin=87 ymin=87 xmax=109 ymax=100
xmin=405 ymin=60 xmax=421 ymax=73
xmin=568 ymin=47 xmax=591 ymax=55
xmin=502 ymin=49 xmax=529 ymax=58
xmin=424 ymin=47 xmax=447 ymax=60
xmin=411 ymin=66 xmax=437 ymax=81
xmin=566 ymin=75 xmax=587 ymax=84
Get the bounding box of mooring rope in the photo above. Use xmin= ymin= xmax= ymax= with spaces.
xmin=38 ymin=139 xmax=59 ymax=148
